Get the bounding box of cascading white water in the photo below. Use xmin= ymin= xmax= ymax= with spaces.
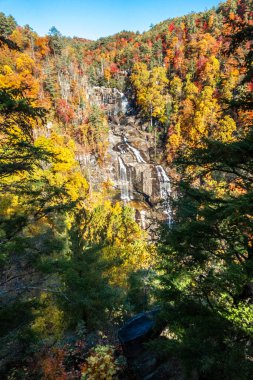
xmin=156 ymin=165 xmax=172 ymax=225
xmin=118 ymin=156 xmax=131 ymax=201
xmin=139 ymin=210 xmax=146 ymax=229
xmin=156 ymin=165 xmax=171 ymax=198
xmin=117 ymin=136 xmax=145 ymax=204
xmin=123 ymin=137 xmax=146 ymax=163
xmin=127 ymin=143 xmax=146 ymax=163
xmin=118 ymin=91 xmax=129 ymax=114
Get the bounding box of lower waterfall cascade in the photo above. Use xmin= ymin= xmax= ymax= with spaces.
xmin=116 ymin=136 xmax=173 ymax=226
xmin=156 ymin=165 xmax=173 ymax=226
xmin=118 ymin=156 xmax=132 ymax=202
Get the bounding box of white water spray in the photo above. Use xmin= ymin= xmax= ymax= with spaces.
xmin=123 ymin=137 xmax=146 ymax=163
xmin=118 ymin=156 xmax=131 ymax=201
xmin=156 ymin=165 xmax=172 ymax=225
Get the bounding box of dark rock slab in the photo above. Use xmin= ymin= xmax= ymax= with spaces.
xmin=118 ymin=308 xmax=161 ymax=358
xmin=118 ymin=310 xmax=185 ymax=379
xmin=119 ymin=308 xmax=160 ymax=344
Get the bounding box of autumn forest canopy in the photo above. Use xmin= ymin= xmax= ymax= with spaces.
xmin=0 ymin=0 xmax=253 ymax=378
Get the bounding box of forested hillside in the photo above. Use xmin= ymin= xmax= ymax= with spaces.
xmin=0 ymin=0 xmax=252 ymax=378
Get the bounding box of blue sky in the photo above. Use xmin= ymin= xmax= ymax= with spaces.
xmin=0 ymin=0 xmax=221 ymax=40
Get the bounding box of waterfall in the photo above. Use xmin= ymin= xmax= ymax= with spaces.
xmin=123 ymin=137 xmax=146 ymax=163
xmin=118 ymin=135 xmax=146 ymax=204
xmin=118 ymin=156 xmax=131 ymax=201
xmin=156 ymin=165 xmax=171 ymax=198
xmin=113 ymin=89 xmax=129 ymax=114
xmin=140 ymin=210 xmax=146 ymax=229
xmin=156 ymin=165 xmax=172 ymax=225
xmin=119 ymin=92 xmax=129 ymax=114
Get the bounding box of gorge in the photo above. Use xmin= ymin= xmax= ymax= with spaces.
xmin=82 ymin=86 xmax=173 ymax=234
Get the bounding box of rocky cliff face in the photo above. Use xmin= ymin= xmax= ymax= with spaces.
xmin=79 ymin=86 xmax=173 ymax=234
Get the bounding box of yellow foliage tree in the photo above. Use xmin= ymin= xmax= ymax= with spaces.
xmin=80 ymin=194 xmax=154 ymax=287
xmin=131 ymin=62 xmax=169 ymax=125
xmin=34 ymin=132 xmax=89 ymax=202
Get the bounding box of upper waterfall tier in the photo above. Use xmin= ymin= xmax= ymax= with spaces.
xmin=87 ymin=86 xmax=130 ymax=115
xmin=123 ymin=137 xmax=146 ymax=163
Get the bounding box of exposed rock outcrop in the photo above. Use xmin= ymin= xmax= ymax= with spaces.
xmin=118 ymin=310 xmax=184 ymax=380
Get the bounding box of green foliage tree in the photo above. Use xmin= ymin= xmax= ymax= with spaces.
xmin=158 ymin=131 xmax=253 ymax=379
xmin=0 ymin=89 xmax=49 ymax=177
xmin=0 ymin=12 xmax=17 ymax=37
xmin=57 ymin=220 xmax=120 ymax=330
xmin=48 ymin=26 xmax=63 ymax=55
